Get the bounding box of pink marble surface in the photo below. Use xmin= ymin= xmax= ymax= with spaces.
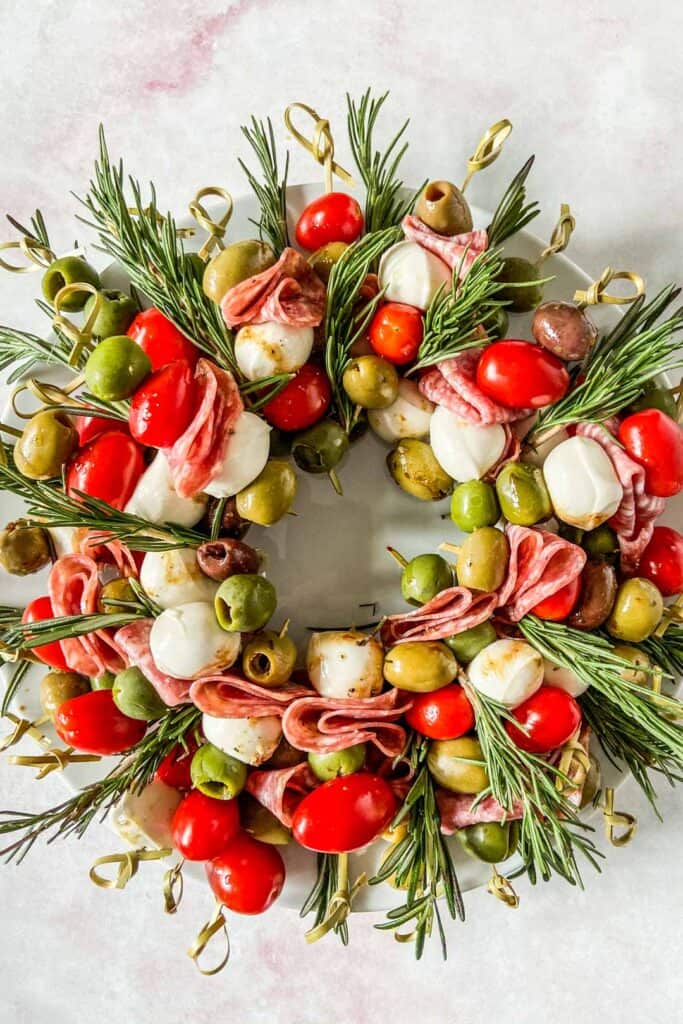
xmin=1 ymin=1 xmax=682 ymax=1021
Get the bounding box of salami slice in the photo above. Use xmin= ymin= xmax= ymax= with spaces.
xmin=48 ymin=554 xmax=125 ymax=678
xmin=496 ymin=525 xmax=587 ymax=622
xmin=419 ymin=349 xmax=530 ymax=425
xmin=282 ymin=688 xmax=412 ymax=757
xmin=436 ymin=791 xmax=523 ymax=835
xmin=189 ymin=673 xmax=312 ymax=718
xmin=114 ymin=619 xmax=191 ymax=706
xmin=221 ymin=247 xmax=326 ymax=328
xmin=245 ymin=762 xmax=318 ymax=828
xmin=380 ymin=588 xmax=498 ymax=645
xmin=78 ymin=531 xmax=138 ymax=577
xmin=402 ymin=214 xmax=488 ymax=276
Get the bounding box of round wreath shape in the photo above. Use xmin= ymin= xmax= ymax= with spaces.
xmin=0 ymin=92 xmax=682 ymax=974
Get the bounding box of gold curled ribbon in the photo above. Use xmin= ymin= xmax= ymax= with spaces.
xmin=188 ymin=187 xmax=234 ymax=262
xmin=51 ymin=282 xmax=103 ymax=366
xmin=574 ymin=267 xmax=645 ymax=308
xmin=0 ymin=713 xmax=50 ymax=753
xmin=487 ymin=866 xmax=519 ymax=908
xmin=10 ymin=375 xmax=87 ymax=421
xmin=9 ymin=746 xmax=101 ymax=779
xmin=602 ymin=787 xmax=637 ymax=847
xmin=127 ymin=206 xmax=195 ymax=240
xmin=555 ymin=727 xmax=591 ymax=798
xmin=284 ymin=102 xmax=355 ymax=193
xmin=538 ymin=203 xmax=576 ymax=264
xmin=0 ymin=236 xmax=55 ymax=273
xmin=655 ymin=594 xmax=683 ymax=637
xmin=163 ymin=859 xmax=185 ymax=914
xmin=461 ymin=118 xmax=513 ymax=192
xmin=305 ymin=853 xmax=367 ymax=943
xmin=188 ymin=902 xmax=231 ymax=976
xmin=89 ymin=847 xmax=172 ymax=890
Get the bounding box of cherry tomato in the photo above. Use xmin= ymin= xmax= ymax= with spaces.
xmin=127 ymin=308 xmax=199 ymax=371
xmin=405 ymin=683 xmax=475 ymax=740
xmin=530 ymin=576 xmax=581 ymax=621
xmin=22 ymin=596 xmax=70 ymax=671
xmin=55 ymin=689 xmax=146 ymax=754
xmin=637 ymin=525 xmax=683 ymax=596
xmin=476 ymin=340 xmax=570 ymax=409
xmin=505 ymin=686 xmax=582 ymax=754
xmin=75 ymin=414 xmax=129 ymax=447
xmin=292 ymin=773 xmax=396 ymax=853
xmin=206 ymin=832 xmax=285 ymax=914
xmin=128 ymin=359 xmax=197 ymax=448
xmin=171 ymin=790 xmax=240 ymax=861
xmin=155 ymin=732 xmax=200 ymax=790
xmin=262 ymin=362 xmax=331 ymax=432
xmin=66 ymin=431 xmax=145 ymax=510
xmin=618 ymin=409 xmax=683 ymax=497
xmin=295 ymin=192 xmax=364 ymax=251
xmin=368 ymin=302 xmax=424 ymax=365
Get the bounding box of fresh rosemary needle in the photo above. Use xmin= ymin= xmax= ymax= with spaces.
xmin=486 ymin=156 xmax=540 ymax=247
xmin=239 ymin=117 xmax=290 ymax=255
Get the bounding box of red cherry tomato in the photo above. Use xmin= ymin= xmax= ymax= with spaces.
xmin=368 ymin=302 xmax=424 ymax=365
xmin=618 ymin=409 xmax=683 ymax=497
xmin=530 ymin=576 xmax=581 ymax=621
xmin=292 ymin=773 xmax=396 ymax=853
xmin=262 ymin=362 xmax=331 ymax=431
xmin=476 ymin=340 xmax=570 ymax=409
xmin=55 ymin=690 xmax=146 ymax=755
xmin=75 ymin=414 xmax=129 ymax=447
xmin=295 ymin=192 xmax=364 ymax=251
xmin=171 ymin=790 xmax=240 ymax=861
xmin=206 ymin=832 xmax=285 ymax=914
xmin=405 ymin=683 xmax=474 ymax=740
xmin=128 ymin=359 xmax=197 ymax=448
xmin=505 ymin=686 xmax=582 ymax=755
xmin=155 ymin=732 xmax=200 ymax=790
xmin=22 ymin=596 xmax=70 ymax=671
xmin=637 ymin=525 xmax=683 ymax=596
xmin=66 ymin=431 xmax=145 ymax=510
xmin=127 ymin=308 xmax=199 ymax=371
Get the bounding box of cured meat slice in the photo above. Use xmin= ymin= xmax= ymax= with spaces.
xmin=496 ymin=525 xmax=587 ymax=622
xmin=282 ymin=688 xmax=411 ymax=758
xmin=115 ymin=619 xmax=191 ymax=706
xmin=380 ymin=588 xmax=498 ymax=645
xmin=189 ymin=673 xmax=312 ymax=718
xmin=402 ymin=214 xmax=488 ymax=276
xmin=245 ymin=762 xmax=318 ymax=828
xmin=49 ymin=554 xmax=124 ymax=678
xmin=437 ymin=791 xmax=523 ymax=835
xmin=165 ymin=359 xmax=243 ymax=499
xmin=221 ymin=247 xmax=326 ymax=328
xmin=419 ymin=349 xmax=530 ymax=425
xmin=78 ymin=531 xmax=138 ymax=577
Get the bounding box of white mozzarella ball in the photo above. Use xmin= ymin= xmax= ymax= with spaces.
xmin=150 ymin=601 xmax=241 ymax=679
xmin=368 ymin=379 xmax=434 ymax=443
xmin=235 ymin=321 xmax=314 ymax=381
xmin=204 ymin=411 xmax=270 ymax=499
xmin=468 ymin=638 xmax=544 ymax=708
xmin=543 ymin=658 xmax=589 ymax=697
xmin=430 ymin=405 xmax=506 ymax=481
xmin=111 ymin=779 xmax=182 ymax=850
xmin=140 ymin=547 xmax=217 ymax=610
xmin=378 ymin=241 xmax=451 ymax=310
xmin=48 ymin=526 xmax=83 ymax=557
xmin=202 ymin=713 xmax=282 ymax=766
xmin=524 ymin=427 xmax=569 ymax=469
xmin=307 ymin=630 xmax=384 ymax=700
xmin=125 ymin=451 xmax=207 ymax=528
xmin=543 ymin=436 xmax=623 ymax=530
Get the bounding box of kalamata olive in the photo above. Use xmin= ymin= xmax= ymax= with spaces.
xmin=387 ymin=439 xmax=453 ymax=501
xmin=41 ymin=256 xmax=101 ymax=310
xmin=97 ymin=577 xmax=136 ymax=612
xmin=40 ymin=671 xmax=91 ymax=719
xmin=342 ymin=355 xmax=399 ymax=409
xmin=427 ymin=736 xmax=489 ymax=794
xmin=197 ymin=538 xmax=260 ymax=582
xmin=450 ymin=480 xmax=500 ymax=532
xmin=202 ymin=240 xmax=276 ymax=304
xmin=308 ymin=744 xmax=366 ymax=781
xmin=112 ymin=667 xmax=166 ymax=721
xmin=566 ymin=561 xmax=617 ymax=630
xmin=457 ymin=820 xmax=519 ymax=863
xmin=383 ymin=640 xmax=458 ymax=692
xmin=606 ymin=578 xmax=664 ymax=642
xmin=84 ymin=289 xmax=138 ymax=339
xmin=0 ymin=520 xmax=51 ymax=575
xmin=496 ymin=257 xmax=544 ymax=312
xmin=628 ymin=380 xmax=678 ymax=419
xmin=611 ymin=644 xmax=652 ymax=685
xmin=445 ymin=621 xmax=497 ymax=664
xmin=582 ymin=524 xmax=619 ymax=561
xmin=456 ymin=527 xmax=509 ymax=592
xmin=415 ymin=180 xmax=473 ymax=236
xmin=240 ymin=793 xmax=290 ymax=844
xmin=308 ymin=241 xmax=349 ymax=283
xmin=531 ymin=301 xmax=597 ymax=361
xmin=235 ymin=460 xmax=297 ymax=526
xmin=401 ymin=553 xmax=453 ymax=606
xmin=14 ymin=410 xmax=78 ymax=480
xmin=202 ymin=496 xmax=251 ymax=540
xmin=496 ymin=461 xmax=552 ymax=526
xmin=241 ymin=629 xmax=297 ymax=687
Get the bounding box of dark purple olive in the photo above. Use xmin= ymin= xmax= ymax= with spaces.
xmin=201 ymin=496 xmax=251 ymax=540
xmin=196 ymin=538 xmax=260 ymax=582
xmin=531 ymin=301 xmax=597 ymax=362
xmin=566 ymin=561 xmax=617 ymax=630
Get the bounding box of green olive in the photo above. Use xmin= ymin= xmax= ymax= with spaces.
xmin=629 ymin=380 xmax=678 ymax=419
xmin=401 ymin=553 xmax=453 ymax=606
xmin=445 ymin=621 xmax=497 ymax=664
xmin=387 ymin=439 xmax=453 ymax=501
xmin=496 ymin=257 xmax=544 ymax=312
xmin=39 ymin=671 xmax=90 ymax=718
xmin=13 ymin=410 xmax=78 ymax=480
xmin=308 ymin=241 xmax=349 ymax=283
xmin=240 ymin=793 xmax=290 ymax=844
xmin=611 ymin=644 xmax=652 ymax=685
xmin=84 ymin=335 xmax=151 ymax=401
xmin=415 ymin=180 xmax=473 ymax=235
xmin=495 ymin=461 xmax=552 ymax=526
xmin=487 ymin=306 xmax=509 ymax=341
xmin=242 ymin=629 xmax=297 ymax=687
xmin=457 ymin=820 xmax=519 ymax=863
xmin=215 ymin=574 xmax=277 ymax=632
xmin=113 ymin=667 xmax=166 ymax=721
xmin=91 ymin=671 xmax=115 ymax=691
xmin=269 ymin=428 xmax=292 ymax=458
xmin=308 ymin=743 xmax=366 ymax=781
xmin=450 ymin=480 xmax=500 ymax=532
xmin=291 ymin=421 xmax=349 ymax=480
xmin=427 ymin=736 xmax=489 ymax=794
xmin=97 ymin=576 xmax=136 ymax=613
xmin=84 ymin=289 xmax=138 ymax=338
xmin=456 ymin=527 xmax=509 ymax=592
xmin=606 ymin=578 xmax=664 ymax=643
xmin=190 ymin=742 xmax=247 ymax=800
xmin=202 ymin=240 xmax=276 ymax=303
xmin=0 ymin=520 xmax=51 ymax=575
xmin=383 ymin=640 xmax=458 ymax=693
xmin=41 ymin=256 xmax=101 ymax=310
xmin=557 ymin=523 xmax=584 ymax=546
xmin=342 ymin=355 xmax=399 ymax=410
xmin=264 ymin=736 xmax=306 ymax=770
xmin=582 ymin=524 xmax=619 ymax=561
xmin=235 ymin=460 xmax=297 ymax=526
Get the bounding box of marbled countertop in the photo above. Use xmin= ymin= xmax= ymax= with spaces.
xmin=0 ymin=2 xmax=681 ymax=1021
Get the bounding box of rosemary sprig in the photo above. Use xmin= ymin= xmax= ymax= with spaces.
xmin=5 ymin=209 xmax=52 ymax=252
xmin=0 ymin=659 xmax=31 ymax=717
xmin=2 ymin=610 xmax=143 ymax=654
xmin=486 ymin=157 xmax=540 ymax=247
xmin=0 ymin=607 xmax=23 ymax=629
xmin=300 ymin=853 xmax=350 ymax=945
xmin=642 ymin=624 xmax=683 ymax=677
xmin=238 ymin=117 xmax=290 ymax=255
xmin=0 ymin=325 xmax=75 ymax=385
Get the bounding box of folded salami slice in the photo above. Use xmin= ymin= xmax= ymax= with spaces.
xmin=115 ymin=619 xmax=191 ymax=706
xmin=189 ymin=673 xmax=312 ymax=718
xmin=282 ymin=688 xmax=412 ymax=757
xmin=221 ymin=247 xmax=326 ymax=328
xmin=165 ymin=359 xmax=243 ymax=499
xmin=245 ymin=762 xmax=318 ymax=828
xmin=419 ymin=349 xmax=530 ymax=425
xmin=78 ymin=531 xmax=138 ymax=577
xmin=49 ymin=554 xmax=125 ymax=678
xmin=437 ymin=791 xmax=524 ymax=835
xmin=496 ymin=525 xmax=587 ymax=622
xmin=401 ymin=214 xmax=488 ymax=276
xmin=380 ymin=588 xmax=498 ymax=645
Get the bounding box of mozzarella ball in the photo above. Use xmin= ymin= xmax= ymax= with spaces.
xmin=48 ymin=526 xmax=84 ymax=557
xmin=150 ymin=601 xmax=241 ymax=679
xmin=468 ymin=638 xmax=544 ymax=708
xmin=140 ymin=547 xmax=217 ymax=610
xmin=430 ymin=405 xmax=506 ymax=481
xmin=379 ymin=241 xmax=451 ymax=310
xmin=307 ymin=630 xmax=384 ymax=700
xmin=543 ymin=436 xmax=623 ymax=530
xmin=204 ymin=411 xmax=270 ymax=499
xmin=524 ymin=427 xmax=569 ymax=469
xmin=368 ymin=379 xmax=434 ymax=443
xmin=235 ymin=321 xmax=314 ymax=381
xmin=543 ymin=658 xmax=589 ymax=697
xmin=202 ymin=713 xmax=282 ymax=766
xmin=125 ymin=451 xmax=207 ymax=528
xmin=111 ymin=779 xmax=182 ymax=850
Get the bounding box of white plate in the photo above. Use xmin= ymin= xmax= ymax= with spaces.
xmin=1 ymin=184 xmax=680 ymax=911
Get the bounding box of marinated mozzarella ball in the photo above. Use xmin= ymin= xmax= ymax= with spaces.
xmin=430 ymin=405 xmax=506 ymax=481
xmin=378 ymin=241 xmax=451 ymax=310
xmin=202 ymin=713 xmax=282 ymax=766
xmin=110 ymin=779 xmax=182 ymax=850
xmin=368 ymin=379 xmax=434 ymax=443
xmin=48 ymin=526 xmax=84 ymax=558
xmin=468 ymin=638 xmax=544 ymax=708
xmin=235 ymin=321 xmax=314 ymax=382
xmin=307 ymin=630 xmax=384 ymax=700
xmin=204 ymin=411 xmax=270 ymax=499
xmin=125 ymin=451 xmax=207 ymax=528
xmin=543 ymin=436 xmax=623 ymax=530
xmin=140 ymin=547 xmax=218 ymax=610
xmin=150 ymin=601 xmax=241 ymax=679
xmin=542 ymin=658 xmax=589 ymax=697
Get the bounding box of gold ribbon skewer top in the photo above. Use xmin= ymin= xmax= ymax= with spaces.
xmin=11 ymin=375 xmax=87 ymax=421
xmin=487 ymin=866 xmax=519 ymax=908
xmin=0 ymin=235 xmax=56 ymax=273
xmin=538 ymin=204 xmax=576 ymax=265
xmin=0 ymin=712 xmax=51 ymax=753
xmin=461 ymin=118 xmax=513 ymax=193
xmin=188 ymin=187 xmax=234 ymax=262
xmin=188 ymin=901 xmax=231 ymax=976
xmin=163 ymin=859 xmax=185 ymax=914
xmin=51 ymin=282 xmax=103 ymax=366
xmin=284 ymin=102 xmax=355 ymax=194
xmin=9 ymin=746 xmax=101 ymax=780
xmin=602 ymin=787 xmax=638 ymax=847
xmin=126 ymin=206 xmax=195 ymax=240
xmin=89 ymin=847 xmax=172 ymax=891
xmin=574 ymin=267 xmax=645 ymax=308
xmin=304 ymin=851 xmax=367 ymax=943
